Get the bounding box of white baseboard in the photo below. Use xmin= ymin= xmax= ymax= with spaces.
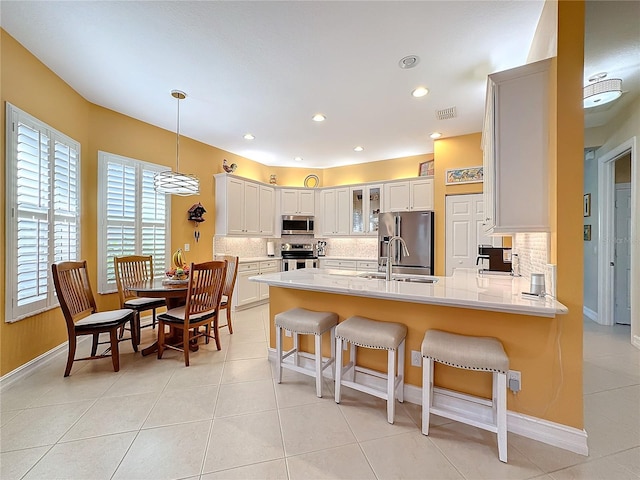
xmin=583 ymin=306 xmax=598 ymax=322
xmin=0 ymin=340 xmax=69 ymax=392
xmin=633 ymin=335 xmax=640 ymax=350
xmin=268 ymin=348 xmax=589 ymax=456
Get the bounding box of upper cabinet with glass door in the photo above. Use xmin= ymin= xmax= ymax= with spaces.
xmin=350 ymin=185 xmax=382 ymax=236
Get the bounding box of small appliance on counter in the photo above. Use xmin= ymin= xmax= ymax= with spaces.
xmin=476 ymin=246 xmax=512 ymax=273
xmin=281 ymin=243 xmax=318 ymax=271
xmin=317 ymin=241 xmax=327 ymax=256
xmin=266 ymin=241 xmax=275 ymax=257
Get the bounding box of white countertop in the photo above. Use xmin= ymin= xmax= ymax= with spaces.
xmin=215 ymin=255 xmax=281 ymax=263
xmin=250 ymin=268 xmax=568 ymax=318
xmin=319 ymin=256 xmax=377 ymax=262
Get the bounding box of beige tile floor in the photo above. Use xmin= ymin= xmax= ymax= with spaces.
xmin=1 ymin=305 xmax=638 ymax=479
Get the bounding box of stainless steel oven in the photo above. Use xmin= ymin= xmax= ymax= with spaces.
xmin=281 ymin=243 xmax=318 ymax=271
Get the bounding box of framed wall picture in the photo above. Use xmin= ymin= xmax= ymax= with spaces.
xmin=419 ymin=160 xmax=434 ymax=177
xmin=584 ymin=224 xmax=592 ymax=241
xmin=583 ymin=193 xmax=591 ymax=217
xmin=445 ymin=166 xmax=483 ymax=185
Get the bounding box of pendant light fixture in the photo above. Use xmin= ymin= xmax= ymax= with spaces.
xmin=583 ymin=73 xmax=622 ymax=109
xmin=154 ymin=90 xmax=200 ymax=196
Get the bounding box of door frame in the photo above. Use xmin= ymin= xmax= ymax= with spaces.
xmin=597 ymin=136 xmax=638 ymax=347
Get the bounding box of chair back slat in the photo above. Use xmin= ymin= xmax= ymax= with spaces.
xmin=219 ymin=255 xmax=239 ymax=297
xmin=185 ymin=261 xmax=226 ymax=320
xmin=51 ymin=261 xmax=96 ymax=330
xmin=114 ymin=255 xmax=154 ymax=306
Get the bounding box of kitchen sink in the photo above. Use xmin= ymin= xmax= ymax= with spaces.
xmin=356 ymin=272 xmax=438 ymax=284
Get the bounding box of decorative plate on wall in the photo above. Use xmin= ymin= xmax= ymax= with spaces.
xmin=304 ymin=174 xmax=319 ymax=188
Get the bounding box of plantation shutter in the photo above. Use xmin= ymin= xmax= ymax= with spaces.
xmin=97 ymin=152 xmax=170 ymax=292
xmin=6 ymin=103 xmax=81 ymax=322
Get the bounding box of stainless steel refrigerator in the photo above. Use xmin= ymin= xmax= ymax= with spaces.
xmin=378 ymin=211 xmax=434 ymax=275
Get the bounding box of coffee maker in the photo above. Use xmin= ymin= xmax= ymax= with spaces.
xmin=317 ymin=241 xmax=327 ymax=257
xmin=476 ymin=245 xmax=512 ymax=273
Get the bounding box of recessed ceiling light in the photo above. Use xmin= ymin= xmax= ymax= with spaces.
xmin=243 ymin=133 xmax=255 ymax=140
xmin=354 ymin=146 xmax=364 ymax=152
xmin=312 ymin=114 xmax=326 ymax=122
xmin=412 ymin=87 xmax=429 ymax=98
xmin=294 ymin=156 xmax=303 ymax=162
xmin=430 ymin=132 xmax=442 ymax=139
xmin=399 ymin=55 xmax=420 ymax=69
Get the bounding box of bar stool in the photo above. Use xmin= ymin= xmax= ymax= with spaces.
xmin=421 ymin=329 xmax=510 ymax=462
xmin=275 ymin=308 xmax=338 ymax=397
xmin=334 ymin=316 xmax=407 ymax=424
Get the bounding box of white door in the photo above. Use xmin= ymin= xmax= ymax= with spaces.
xmin=615 ymin=184 xmax=631 ymax=325
xmin=446 ymin=194 xmax=502 ymax=276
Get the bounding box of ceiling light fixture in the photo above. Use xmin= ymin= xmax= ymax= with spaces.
xmin=354 ymin=146 xmax=364 ymax=152
xmin=398 ymin=55 xmax=420 ymax=69
xmin=583 ymin=73 xmax=622 ymax=109
xmin=243 ymin=133 xmax=255 ymax=140
xmin=294 ymin=156 xmax=303 ymax=162
xmin=430 ymin=132 xmax=442 ymax=139
xmin=312 ymin=114 xmax=326 ymax=122
xmin=154 ymin=90 xmax=200 ymax=196
xmin=412 ymin=87 xmax=429 ymax=98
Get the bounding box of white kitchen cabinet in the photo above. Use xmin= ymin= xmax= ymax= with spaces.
xmin=235 ymin=259 xmax=280 ymax=308
xmin=321 ymin=259 xmax=357 ymax=270
xmin=482 ymin=58 xmax=551 ymax=234
xmin=384 ymin=178 xmax=434 ymax=212
xmin=350 ymin=184 xmax=382 ymax=236
xmin=319 ymin=188 xmax=350 ymax=236
xmin=235 ymin=262 xmax=260 ymax=307
xmin=356 ymin=260 xmax=379 ymax=271
xmin=215 ymin=174 xmax=273 ymax=236
xmin=281 ymin=188 xmax=315 ymax=215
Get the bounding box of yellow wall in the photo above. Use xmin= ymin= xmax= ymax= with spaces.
xmin=322 ymin=154 xmax=434 ymax=186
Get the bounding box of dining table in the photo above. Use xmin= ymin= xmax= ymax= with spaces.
xmin=128 ymin=278 xmax=193 ymax=356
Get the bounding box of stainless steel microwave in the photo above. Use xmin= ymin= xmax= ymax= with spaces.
xmin=282 ymin=215 xmax=314 ymax=235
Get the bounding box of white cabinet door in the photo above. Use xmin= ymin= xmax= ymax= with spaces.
xmin=411 ymin=179 xmax=434 ymax=210
xmin=259 ymin=185 xmax=275 ymax=235
xmin=259 ymin=261 xmax=278 ymax=301
xmin=483 ymin=58 xmax=550 ymax=234
xmin=298 ymin=190 xmax=315 ymax=215
xmin=350 ymin=185 xmax=382 ymax=236
xmin=385 ymin=182 xmax=411 ymax=212
xmin=281 ymin=189 xmax=299 ymax=215
xmin=226 ymin=177 xmax=245 ymax=235
xmin=335 ymin=188 xmax=351 ymax=235
xmin=236 ymin=266 xmax=260 ymax=306
xmin=243 ymin=181 xmax=260 ymax=234
xmin=320 ymin=188 xmax=349 ymax=236
xmin=321 ymin=259 xmax=357 ymax=270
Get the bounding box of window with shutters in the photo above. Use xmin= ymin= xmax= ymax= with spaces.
xmin=5 ymin=103 xmax=81 ymax=322
xmin=97 ymin=152 xmax=170 ymax=293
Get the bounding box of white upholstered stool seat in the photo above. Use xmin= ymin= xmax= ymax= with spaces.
xmin=421 ymin=329 xmax=510 ymax=462
xmin=334 ymin=316 xmax=407 ymax=424
xmin=275 ymin=308 xmax=338 ymax=398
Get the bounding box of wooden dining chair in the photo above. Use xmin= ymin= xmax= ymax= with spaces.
xmin=114 ymin=255 xmax=166 ymax=344
xmin=51 ymin=260 xmax=137 ymax=377
xmin=214 ymin=255 xmax=239 ymax=334
xmin=157 ymin=260 xmax=227 ymax=366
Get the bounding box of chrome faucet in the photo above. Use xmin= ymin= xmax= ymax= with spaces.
xmin=386 ymin=236 xmax=410 ymax=281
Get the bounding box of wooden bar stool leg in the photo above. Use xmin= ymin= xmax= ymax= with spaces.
xmin=335 ymin=336 xmax=343 ymax=403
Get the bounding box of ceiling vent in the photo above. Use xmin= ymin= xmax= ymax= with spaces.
xmin=436 ymin=107 xmax=457 ymax=120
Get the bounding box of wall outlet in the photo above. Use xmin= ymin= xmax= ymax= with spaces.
xmin=184 ymin=243 xmax=190 ymax=252
xmin=411 ymin=350 xmax=422 ymax=367
xmin=508 ymin=370 xmax=522 ymax=393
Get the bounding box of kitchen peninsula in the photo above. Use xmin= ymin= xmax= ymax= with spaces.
xmin=251 ymin=268 xmax=578 ymax=450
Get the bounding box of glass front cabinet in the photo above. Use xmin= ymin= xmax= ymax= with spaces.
xmin=350 ymin=185 xmax=382 ymax=236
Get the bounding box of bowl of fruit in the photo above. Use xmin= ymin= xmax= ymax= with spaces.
xmin=162 ymin=249 xmax=191 ymax=284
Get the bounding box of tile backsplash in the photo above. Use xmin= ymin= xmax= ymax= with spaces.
xmin=513 ymin=232 xmax=556 ymax=296
xmin=213 ymin=236 xmax=378 ymax=259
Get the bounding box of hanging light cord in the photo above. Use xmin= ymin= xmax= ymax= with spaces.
xmin=175 ymin=92 xmax=181 ymax=172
